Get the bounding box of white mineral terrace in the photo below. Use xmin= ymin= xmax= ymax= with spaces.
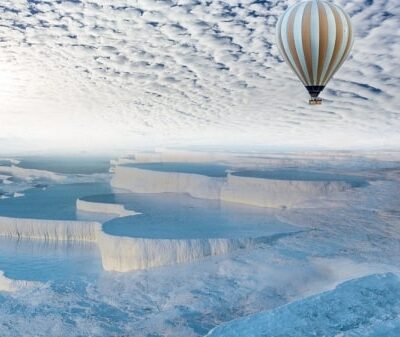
xmin=0 ymin=157 xmax=368 ymax=272
xmin=111 ymin=166 xmax=354 ymax=208
xmin=0 ymin=216 xmax=100 ymax=242
xmin=0 ymin=203 xmax=260 ymax=272
xmin=112 ymin=166 xmax=223 ymax=200
xmin=98 ymin=232 xmax=255 ymax=272
xmin=76 ymin=198 xmax=138 ymax=218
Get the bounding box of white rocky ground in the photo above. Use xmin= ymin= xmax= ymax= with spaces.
xmin=206 ymin=273 xmax=400 ymax=337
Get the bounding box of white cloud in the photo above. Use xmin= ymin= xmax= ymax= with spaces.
xmin=0 ymin=0 xmax=399 ymax=151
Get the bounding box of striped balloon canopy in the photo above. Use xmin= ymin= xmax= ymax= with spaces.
xmin=276 ymin=0 xmax=353 ymax=104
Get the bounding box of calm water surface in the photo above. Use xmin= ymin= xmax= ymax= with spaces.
xmin=124 ymin=162 xmax=230 ymax=177
xmin=0 ymin=183 xmax=112 ymax=220
xmin=232 ymin=169 xmax=368 ymax=187
xmin=88 ymin=193 xmax=299 ymax=239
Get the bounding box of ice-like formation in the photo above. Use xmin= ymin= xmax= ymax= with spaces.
xmin=205 ymin=273 xmax=400 ymax=337
xmin=0 ymin=216 xmax=100 ymax=242
xmin=98 ymin=232 xmax=254 ymax=272
xmin=0 ymin=271 xmax=42 ymax=292
xmin=76 ymin=198 xmax=138 ymax=218
xmin=111 ymin=166 xmax=354 ymax=208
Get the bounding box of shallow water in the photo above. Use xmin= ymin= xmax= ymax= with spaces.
xmin=17 ymin=156 xmax=111 ymax=174
xmin=0 ymin=182 xmax=111 ymax=220
xmin=232 ymin=169 xmax=368 ymax=187
xmin=0 ymin=238 xmax=102 ymax=283
xmin=94 ymin=193 xmax=298 ymax=239
xmin=0 ymin=160 xmax=12 ymax=167
xmin=123 ymin=162 xmax=230 ymax=177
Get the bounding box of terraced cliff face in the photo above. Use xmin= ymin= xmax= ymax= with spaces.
xmin=111 ymin=166 xmax=223 ymax=200
xmin=0 ymin=211 xmax=260 ymax=273
xmin=0 ymin=216 xmax=101 ymax=242
xmin=0 ymin=215 xmax=255 ymax=272
xmin=111 ymin=165 xmax=359 ymax=208
xmin=98 ymin=232 xmax=255 ymax=272
xmin=220 ymin=174 xmax=351 ymax=208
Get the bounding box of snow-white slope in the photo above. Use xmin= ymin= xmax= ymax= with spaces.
xmin=206 ymin=273 xmax=400 ymax=337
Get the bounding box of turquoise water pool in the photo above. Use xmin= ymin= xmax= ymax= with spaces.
xmin=90 ymin=193 xmax=298 ymax=239
xmin=123 ymin=162 xmax=230 ymax=177
xmin=232 ymin=169 xmax=368 ymax=187
xmin=0 ymin=238 xmax=102 ymax=283
xmin=0 ymin=160 xmax=12 ymax=167
xmin=0 ymin=182 xmax=111 ymax=220
xmin=0 ymin=180 xmax=109 ymax=284
xmin=17 ymin=156 xmax=111 ymax=174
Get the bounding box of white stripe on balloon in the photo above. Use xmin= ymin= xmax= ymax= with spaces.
xmin=294 ymin=1 xmax=311 ymax=85
xmin=310 ymin=0 xmax=320 ymax=85
xmin=319 ymin=2 xmax=337 ymax=85
xmin=281 ymin=4 xmax=306 ymax=85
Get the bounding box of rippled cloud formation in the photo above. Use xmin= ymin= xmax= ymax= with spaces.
xmin=0 ymin=0 xmax=399 ymax=150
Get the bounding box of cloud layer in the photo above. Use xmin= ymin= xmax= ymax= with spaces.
xmin=0 ymin=0 xmax=399 ymax=150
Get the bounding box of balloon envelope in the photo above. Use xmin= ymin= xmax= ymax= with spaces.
xmin=276 ymin=0 xmax=353 ymax=101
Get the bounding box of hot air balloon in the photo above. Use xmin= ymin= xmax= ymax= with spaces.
xmin=276 ymin=0 xmax=353 ymax=104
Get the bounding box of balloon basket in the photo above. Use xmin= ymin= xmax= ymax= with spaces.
xmin=309 ymin=98 xmax=322 ymax=105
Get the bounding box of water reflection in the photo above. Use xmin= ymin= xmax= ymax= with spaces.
xmin=0 ymin=237 xmax=102 ymax=282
